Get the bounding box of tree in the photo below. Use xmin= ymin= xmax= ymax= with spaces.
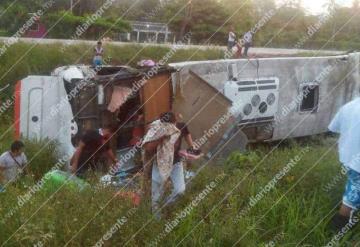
xmin=107 ymin=0 xmax=162 ymax=21
xmin=42 ymin=11 xmax=131 ymax=39
xmin=221 ymin=0 xmax=254 ymax=34
xmin=0 ymin=3 xmax=29 ymax=35
xmin=179 ymin=0 xmax=192 ymax=39
xmin=1 ymin=0 xmax=360 ymax=49
xmin=353 ymin=0 xmax=360 ymax=9
xmin=165 ymin=0 xmax=229 ymax=44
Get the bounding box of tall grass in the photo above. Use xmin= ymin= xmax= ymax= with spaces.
xmin=0 ymin=42 xmax=357 ymax=246
xmin=0 ymin=137 xmax=357 ymax=246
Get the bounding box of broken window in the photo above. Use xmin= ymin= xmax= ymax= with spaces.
xmin=300 ymin=84 xmax=319 ymax=113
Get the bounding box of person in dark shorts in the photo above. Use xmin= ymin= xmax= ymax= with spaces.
xmin=243 ymin=31 xmax=253 ymax=57
xmin=71 ymin=130 xmax=115 ymax=177
xmin=227 ymin=26 xmax=236 ymax=51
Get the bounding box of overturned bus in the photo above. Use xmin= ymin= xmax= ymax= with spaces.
xmin=14 ymin=52 xmax=360 ymax=161
xmin=14 ymin=64 xmax=237 ymax=161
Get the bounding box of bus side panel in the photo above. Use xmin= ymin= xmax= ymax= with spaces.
xmin=14 ymin=81 xmax=21 ymax=139
xmin=18 ymin=76 xmax=75 ymax=157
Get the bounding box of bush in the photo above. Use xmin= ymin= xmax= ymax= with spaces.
xmin=0 ymin=29 xmax=8 ymax=36
xmin=42 ymin=11 xmax=131 ymax=39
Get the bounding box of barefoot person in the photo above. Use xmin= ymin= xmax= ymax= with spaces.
xmin=328 ymin=97 xmax=360 ymax=230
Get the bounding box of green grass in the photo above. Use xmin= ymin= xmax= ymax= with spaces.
xmin=0 ymin=42 xmax=224 ymax=93
xmin=0 ymin=135 xmax=358 ymax=246
xmin=0 ymin=41 xmax=338 ymax=97
xmin=0 ymin=43 xmax=357 ymax=246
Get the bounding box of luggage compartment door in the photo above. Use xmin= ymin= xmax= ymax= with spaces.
xmin=27 ymin=87 xmax=44 ymax=139
xmin=173 ymin=70 xmax=238 ymax=157
xmin=141 ymin=73 xmax=172 ymax=123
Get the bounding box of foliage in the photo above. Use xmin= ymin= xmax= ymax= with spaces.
xmin=0 ymin=137 xmax=358 ymax=246
xmin=0 ymin=42 xmax=224 ymax=109
xmin=162 ymin=0 xmax=229 ymax=43
xmin=41 ymin=11 xmax=131 ymax=39
xmin=0 ymin=2 xmax=29 ymax=35
xmin=1 ymin=0 xmax=360 ymax=48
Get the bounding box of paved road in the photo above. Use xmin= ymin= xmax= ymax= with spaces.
xmin=0 ymin=37 xmax=345 ymax=56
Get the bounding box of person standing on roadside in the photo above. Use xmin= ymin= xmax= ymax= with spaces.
xmin=243 ymin=31 xmax=253 ymax=57
xmin=234 ymin=39 xmax=243 ymax=59
xmin=228 ymin=26 xmax=236 ymax=51
xmin=93 ymin=41 xmax=104 ymax=67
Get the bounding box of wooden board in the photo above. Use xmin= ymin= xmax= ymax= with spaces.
xmin=141 ymin=73 xmax=172 ymax=124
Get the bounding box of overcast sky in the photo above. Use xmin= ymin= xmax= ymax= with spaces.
xmin=301 ymin=0 xmax=353 ymax=13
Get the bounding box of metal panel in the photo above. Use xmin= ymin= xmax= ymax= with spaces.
xmin=19 ymin=76 xmax=76 ymax=157
xmin=73 ymin=85 xmax=99 ymax=132
xmin=173 ymin=70 xmax=236 ymax=155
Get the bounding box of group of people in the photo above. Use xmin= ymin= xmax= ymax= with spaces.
xmin=69 ymin=112 xmax=198 ymax=215
xmin=70 ymin=113 xmax=200 ymax=211
xmin=94 ymin=29 xmax=253 ymax=68
xmin=228 ymin=26 xmax=253 ymax=58
xmin=0 ymin=112 xmax=198 ymax=215
xmin=2 ymin=98 xmax=360 ymax=226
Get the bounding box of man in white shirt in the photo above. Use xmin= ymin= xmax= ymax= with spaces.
xmin=228 ymin=27 xmax=236 ymax=51
xmin=0 ymin=141 xmax=27 ymax=187
xmin=328 ymin=98 xmax=360 ymax=230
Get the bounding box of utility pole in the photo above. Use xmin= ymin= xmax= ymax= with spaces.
xmin=179 ymin=0 xmax=192 ymax=40
xmin=326 ymin=0 xmax=336 ymax=42
xmin=70 ymin=0 xmax=73 ymax=13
